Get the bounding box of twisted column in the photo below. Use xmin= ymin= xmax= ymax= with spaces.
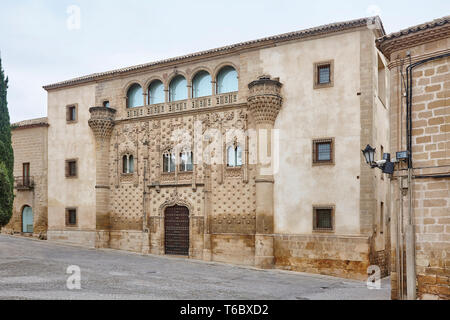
xmin=248 ymin=76 xmax=283 ymax=269
xmin=88 ymin=107 xmax=116 ymax=231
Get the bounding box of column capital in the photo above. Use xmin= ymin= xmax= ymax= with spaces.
xmin=247 ymin=76 xmax=283 ymax=125
xmin=88 ymin=106 xmax=116 ymax=141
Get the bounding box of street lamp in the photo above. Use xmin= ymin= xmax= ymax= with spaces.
xmin=361 ymin=144 xmax=394 ymax=174
xmin=362 ymin=144 xmax=376 ymax=167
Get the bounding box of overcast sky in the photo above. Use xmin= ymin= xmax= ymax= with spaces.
xmin=0 ymin=0 xmax=449 ymax=123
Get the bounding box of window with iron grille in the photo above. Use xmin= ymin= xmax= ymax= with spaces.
xmin=318 ymin=65 xmax=331 ymax=84
xmin=65 ymin=159 xmax=78 ymax=178
xmin=312 ymin=138 xmax=334 ymax=165
xmin=314 ymin=60 xmax=334 ymax=89
xmin=313 ymin=206 xmax=334 ymax=232
xmin=66 ymin=208 xmax=77 ymax=226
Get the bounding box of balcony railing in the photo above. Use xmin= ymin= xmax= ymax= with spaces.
xmin=14 ymin=176 xmax=34 ymax=190
xmin=126 ymin=92 xmax=238 ymax=119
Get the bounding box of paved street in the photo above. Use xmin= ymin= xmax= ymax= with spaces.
xmin=0 ymin=234 xmax=390 ymax=300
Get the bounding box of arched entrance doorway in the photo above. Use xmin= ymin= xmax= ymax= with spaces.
xmin=22 ymin=206 xmax=33 ymax=233
xmin=164 ymin=205 xmax=189 ymax=256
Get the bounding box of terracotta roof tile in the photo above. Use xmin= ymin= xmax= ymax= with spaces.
xmin=377 ymin=15 xmax=449 ymax=43
xmin=12 ymin=117 xmax=48 ymax=129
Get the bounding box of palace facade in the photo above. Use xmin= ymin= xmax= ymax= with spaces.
xmin=4 ymin=17 xmax=392 ymax=280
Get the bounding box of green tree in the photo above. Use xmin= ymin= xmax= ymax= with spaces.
xmin=0 ymin=56 xmax=14 ymax=227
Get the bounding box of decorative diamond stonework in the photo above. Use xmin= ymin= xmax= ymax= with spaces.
xmin=247 ymin=76 xmax=283 ymax=125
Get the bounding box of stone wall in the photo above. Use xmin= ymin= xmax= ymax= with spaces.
xmin=274 ymin=234 xmax=370 ymax=280
xmin=381 ymin=23 xmax=449 ymax=299
xmin=414 ymin=178 xmax=449 ymax=299
xmin=409 ymin=56 xmax=449 ymax=300
xmin=47 ymin=230 xmax=96 ymax=248
xmin=211 ymin=234 xmax=255 ymax=266
xmin=2 ymin=123 xmax=48 ymax=237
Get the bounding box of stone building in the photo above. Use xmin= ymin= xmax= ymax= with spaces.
xmin=5 ymin=16 xmax=392 ymax=281
xmin=3 ymin=118 xmax=48 ymax=237
xmin=377 ymin=16 xmax=449 ymax=300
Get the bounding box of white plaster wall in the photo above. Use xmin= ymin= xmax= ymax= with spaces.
xmin=260 ymin=31 xmax=363 ymax=235
xmin=47 ymin=85 xmax=97 ymax=231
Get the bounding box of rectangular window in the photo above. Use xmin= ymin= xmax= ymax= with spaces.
xmin=380 ymin=202 xmax=384 ymax=234
xmin=103 ymin=101 xmax=110 ymax=108
xmin=66 ymin=208 xmax=77 ymax=226
xmin=66 ymin=105 xmax=77 ymax=122
xmin=180 ymin=152 xmax=193 ymax=172
xmin=23 ymin=163 xmax=30 ymax=186
xmin=163 ymin=153 xmax=176 ymax=173
xmin=313 ymin=206 xmax=334 ymax=232
xmin=378 ymin=54 xmax=386 ymax=106
xmin=314 ymin=60 xmax=334 ymax=89
xmin=313 ymin=138 xmax=334 ymax=165
xmin=66 ymin=159 xmax=78 ymax=178
xmin=318 ymin=65 xmax=331 ymax=84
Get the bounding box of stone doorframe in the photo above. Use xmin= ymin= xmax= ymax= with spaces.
xmin=158 ymin=198 xmax=194 ymax=256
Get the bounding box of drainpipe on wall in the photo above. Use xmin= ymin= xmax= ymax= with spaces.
xmin=405 ymin=168 xmax=415 ymax=300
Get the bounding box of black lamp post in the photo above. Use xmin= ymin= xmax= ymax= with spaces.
xmin=362 ymin=144 xmax=376 ymax=168
xmin=362 ymin=144 xmax=395 ymax=174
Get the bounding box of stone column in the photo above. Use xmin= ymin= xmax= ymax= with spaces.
xmin=247 ymin=76 xmax=283 ymax=269
xmin=88 ymin=107 xmax=116 ymax=234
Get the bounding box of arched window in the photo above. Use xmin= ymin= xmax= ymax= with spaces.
xmin=129 ymin=155 xmax=134 ymax=173
xmin=148 ymin=80 xmax=165 ymax=105
xmin=180 ymin=151 xmax=193 ymax=172
xmin=122 ymin=155 xmax=134 ymax=174
xmin=169 ymin=75 xmax=187 ymax=102
xmin=122 ymin=155 xmax=128 ymax=173
xmin=216 ymin=66 xmax=238 ymax=94
xmin=127 ymin=84 xmax=143 ymax=108
xmin=192 ymin=71 xmax=212 ymax=98
xmin=227 ymin=145 xmax=243 ymax=167
xmin=163 ymin=150 xmax=176 ymax=173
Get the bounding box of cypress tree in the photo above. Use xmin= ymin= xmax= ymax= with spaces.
xmin=0 ymin=56 xmax=14 ymax=227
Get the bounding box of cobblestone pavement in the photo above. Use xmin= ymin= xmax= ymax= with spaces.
xmin=0 ymin=234 xmax=390 ymax=300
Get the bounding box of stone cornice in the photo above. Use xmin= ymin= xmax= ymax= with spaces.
xmin=376 ymin=16 xmax=450 ymax=57
xmin=43 ymin=16 xmax=384 ymax=91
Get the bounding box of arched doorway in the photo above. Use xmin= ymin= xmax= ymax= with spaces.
xmin=164 ymin=205 xmax=189 ymax=256
xmin=22 ymin=206 xmax=33 ymax=233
